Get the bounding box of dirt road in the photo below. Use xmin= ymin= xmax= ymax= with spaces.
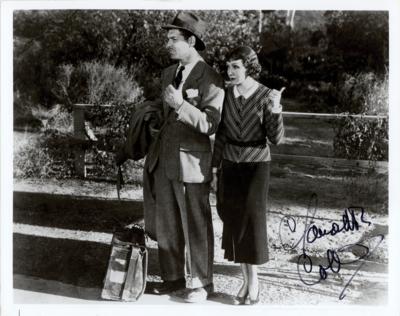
xmin=13 ymin=179 xmax=388 ymax=305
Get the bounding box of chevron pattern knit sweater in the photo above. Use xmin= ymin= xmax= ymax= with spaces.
xmin=212 ymin=83 xmax=284 ymax=166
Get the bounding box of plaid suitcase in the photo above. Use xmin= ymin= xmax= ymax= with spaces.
xmin=101 ymin=225 xmax=148 ymax=301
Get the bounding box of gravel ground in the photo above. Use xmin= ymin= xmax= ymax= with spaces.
xmin=13 ymin=178 xmax=388 ymax=305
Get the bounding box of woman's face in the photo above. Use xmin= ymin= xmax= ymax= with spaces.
xmin=226 ymin=59 xmax=247 ymax=85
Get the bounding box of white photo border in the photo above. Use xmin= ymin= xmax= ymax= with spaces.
xmin=1 ymin=0 xmax=399 ymax=315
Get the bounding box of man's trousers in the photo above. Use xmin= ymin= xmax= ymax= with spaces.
xmin=153 ymin=157 xmax=214 ymax=289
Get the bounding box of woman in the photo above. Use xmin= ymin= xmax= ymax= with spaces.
xmin=211 ymin=46 xmax=284 ymax=305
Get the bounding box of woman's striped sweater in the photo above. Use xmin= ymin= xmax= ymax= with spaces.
xmin=212 ymin=83 xmax=284 ymax=167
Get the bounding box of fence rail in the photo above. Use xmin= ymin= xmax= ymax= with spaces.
xmin=281 ymin=111 xmax=387 ymax=121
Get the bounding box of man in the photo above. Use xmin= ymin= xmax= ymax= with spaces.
xmin=146 ymin=12 xmax=224 ymax=303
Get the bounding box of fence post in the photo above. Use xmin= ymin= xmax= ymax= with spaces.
xmin=73 ymin=104 xmax=86 ymax=178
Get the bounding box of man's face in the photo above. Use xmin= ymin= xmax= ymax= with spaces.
xmin=166 ymin=29 xmax=191 ymax=61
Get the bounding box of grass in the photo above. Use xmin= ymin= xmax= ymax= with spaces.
xmin=272 ymin=116 xmax=335 ymax=157
xmin=13 ymin=132 xmax=52 ymax=179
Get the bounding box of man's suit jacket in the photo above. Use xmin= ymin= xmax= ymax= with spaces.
xmin=146 ymin=60 xmax=225 ymax=183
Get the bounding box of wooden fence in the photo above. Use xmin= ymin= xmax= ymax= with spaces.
xmin=72 ymin=104 xmax=388 ymax=178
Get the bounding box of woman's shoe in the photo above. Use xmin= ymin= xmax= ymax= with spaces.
xmin=232 ymin=291 xmax=248 ymax=305
xmin=248 ymin=289 xmax=259 ymax=305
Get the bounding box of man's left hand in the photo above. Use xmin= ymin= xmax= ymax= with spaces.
xmin=164 ymin=84 xmax=184 ymax=110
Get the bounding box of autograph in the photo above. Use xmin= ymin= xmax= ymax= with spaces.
xmin=278 ymin=193 xmax=385 ymax=300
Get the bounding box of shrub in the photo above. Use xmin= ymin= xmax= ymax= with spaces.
xmin=14 ymin=60 xmax=143 ymax=180
xmin=199 ymin=10 xmax=261 ymax=74
xmin=14 ymin=114 xmax=43 ymax=132
xmin=334 ymin=117 xmax=388 ymax=161
xmin=333 ymin=71 xmax=388 ymax=161
xmin=324 ymin=11 xmax=388 ymax=76
xmin=14 ymin=132 xmax=74 ymax=179
xmin=335 ymin=71 xmax=388 ymax=115
xmin=53 ymin=61 xmax=143 ymax=108
xmin=14 ymin=133 xmax=48 ymax=178
xmin=51 ymin=61 xmax=144 ymax=178
xmin=44 ymin=105 xmax=74 ymax=133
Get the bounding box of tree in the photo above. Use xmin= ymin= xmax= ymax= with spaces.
xmin=14 ymin=10 xmax=261 ymax=107
xmin=14 ymin=10 xmax=125 ymax=106
xmin=324 ymin=11 xmax=388 ymax=76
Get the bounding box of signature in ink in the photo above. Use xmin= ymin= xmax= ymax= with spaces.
xmin=278 ymin=193 xmax=385 ymax=300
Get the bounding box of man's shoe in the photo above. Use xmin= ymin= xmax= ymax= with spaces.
xmin=151 ymin=278 xmax=186 ymax=295
xmin=183 ymin=283 xmax=214 ymax=303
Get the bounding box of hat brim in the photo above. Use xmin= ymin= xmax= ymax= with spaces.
xmin=162 ymin=24 xmax=205 ymax=51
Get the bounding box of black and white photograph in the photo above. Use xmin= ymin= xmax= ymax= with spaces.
xmin=1 ymin=1 xmax=400 ymax=315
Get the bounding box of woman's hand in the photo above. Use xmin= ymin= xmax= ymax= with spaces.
xmin=211 ymin=172 xmax=218 ymax=192
xmin=270 ymin=87 xmax=285 ymax=114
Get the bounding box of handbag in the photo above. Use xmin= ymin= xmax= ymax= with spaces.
xmin=101 ymin=224 xmax=148 ymax=302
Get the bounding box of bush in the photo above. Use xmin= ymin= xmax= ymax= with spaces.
xmin=53 ymin=61 xmax=143 ymax=108
xmin=333 ymin=71 xmax=388 ymax=161
xmin=14 ymin=10 xmax=263 ymax=107
xmin=14 ymin=133 xmax=52 ymax=178
xmin=14 ymin=108 xmax=76 ymax=179
xmin=51 ymin=61 xmax=144 ymax=177
xmin=324 ymin=11 xmax=388 ymax=76
xmin=334 ymin=117 xmax=388 ymax=161
xmin=334 ymin=71 xmax=388 ymax=115
xmin=14 ymin=79 xmax=140 ymax=182
xmin=43 ymin=104 xmax=74 ymax=133
xmin=14 ymin=102 xmax=72 ymax=132
xmin=200 ymin=10 xmax=261 ymax=74
xmin=14 ymin=114 xmax=43 ymax=131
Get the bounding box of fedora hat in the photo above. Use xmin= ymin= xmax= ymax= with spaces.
xmin=162 ymin=12 xmax=206 ymax=51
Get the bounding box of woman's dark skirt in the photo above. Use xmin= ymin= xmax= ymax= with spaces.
xmin=217 ymin=159 xmax=270 ymax=264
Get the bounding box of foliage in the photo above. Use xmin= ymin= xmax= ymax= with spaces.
xmin=14 ymin=10 xmax=126 ymax=106
xmin=334 ymin=71 xmax=388 ymax=115
xmin=324 ymin=11 xmax=389 ymax=76
xmin=52 ymin=60 xmax=143 ymax=166
xmin=14 ymin=131 xmax=76 ymax=179
xmin=85 ymin=147 xmax=145 ymax=184
xmin=258 ymin=10 xmax=388 ymax=110
xmin=333 ymin=71 xmax=388 ymax=161
xmin=334 ymin=117 xmax=388 ymax=161
xmin=14 ymin=9 xmax=389 ymax=113
xmin=41 ymin=104 xmax=74 ymax=133
xmin=53 ymin=61 xmax=142 ymax=108
xmin=88 ymin=102 xmax=137 ymax=153
xmin=14 ymin=114 xmax=43 ymax=132
xmin=14 ymin=134 xmax=52 ymax=179
xmin=14 ymin=105 xmax=76 ymax=179
xmin=198 ymin=10 xmax=261 ymax=75
xmin=13 ymin=98 xmax=141 ymax=180
xmin=13 ymin=10 xmax=262 ymax=106
xmin=12 ymin=9 xmax=390 ymax=181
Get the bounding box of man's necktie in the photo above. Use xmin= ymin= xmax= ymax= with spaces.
xmin=173 ymin=66 xmax=185 ymax=88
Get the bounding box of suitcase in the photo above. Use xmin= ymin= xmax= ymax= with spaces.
xmin=101 ymin=224 xmax=148 ymax=301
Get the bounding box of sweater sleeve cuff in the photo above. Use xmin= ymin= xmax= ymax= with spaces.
xmin=271 ymin=104 xmax=283 ymax=114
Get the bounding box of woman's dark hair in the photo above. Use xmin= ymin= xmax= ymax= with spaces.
xmin=226 ymin=46 xmax=262 ymax=78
